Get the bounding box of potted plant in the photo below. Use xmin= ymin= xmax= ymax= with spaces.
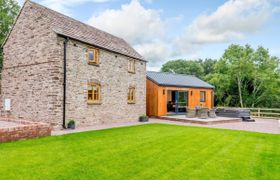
xmin=139 ymin=115 xmax=149 ymax=122
xmin=67 ymin=119 xmax=76 ymax=129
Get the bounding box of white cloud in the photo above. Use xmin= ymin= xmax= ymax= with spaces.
xmin=134 ymin=41 xmax=171 ymax=66
xmin=88 ymin=0 xmax=278 ymax=68
xmin=176 ymin=0 xmax=276 ymax=54
xmin=88 ymin=0 xmax=172 ymax=66
xmin=38 ymin=0 xmax=109 ymax=15
xmin=88 ymin=0 xmax=165 ymax=45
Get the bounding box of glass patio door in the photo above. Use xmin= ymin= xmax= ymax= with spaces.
xmin=175 ymin=91 xmax=188 ymax=113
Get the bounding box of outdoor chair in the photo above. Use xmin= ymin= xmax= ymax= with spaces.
xmin=208 ymin=109 xmax=216 ymax=118
xmin=197 ymin=108 xmax=209 ymax=119
xmin=186 ymin=109 xmax=196 ymax=118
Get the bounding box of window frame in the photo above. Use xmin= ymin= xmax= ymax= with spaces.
xmin=128 ymin=59 xmax=136 ymax=73
xmin=87 ymin=47 xmax=99 ymax=65
xmin=200 ymin=91 xmax=206 ymax=103
xmin=87 ymin=82 xmax=101 ymax=104
xmin=127 ymin=86 xmax=136 ymax=104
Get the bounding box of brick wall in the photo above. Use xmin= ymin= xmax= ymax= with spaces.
xmin=0 ymin=118 xmax=52 ymax=143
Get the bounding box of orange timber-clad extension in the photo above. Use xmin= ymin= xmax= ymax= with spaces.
xmin=147 ymin=71 xmax=215 ymax=117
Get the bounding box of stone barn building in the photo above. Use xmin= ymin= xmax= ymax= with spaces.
xmin=1 ymin=1 xmax=146 ymax=128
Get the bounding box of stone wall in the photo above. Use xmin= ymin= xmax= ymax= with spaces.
xmin=1 ymin=2 xmax=64 ymax=126
xmin=0 ymin=118 xmax=52 ymax=143
xmin=64 ymin=38 xmax=146 ymax=126
xmin=1 ymin=1 xmax=146 ymax=128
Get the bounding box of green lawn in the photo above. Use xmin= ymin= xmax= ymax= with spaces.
xmin=0 ymin=124 xmax=279 ymax=179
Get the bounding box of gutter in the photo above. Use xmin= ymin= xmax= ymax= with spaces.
xmin=62 ymin=37 xmax=69 ymax=129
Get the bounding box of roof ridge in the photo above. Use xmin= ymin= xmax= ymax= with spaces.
xmin=147 ymin=71 xmax=214 ymax=89
xmin=28 ymin=0 xmax=125 ymax=42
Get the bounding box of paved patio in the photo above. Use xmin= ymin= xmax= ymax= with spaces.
xmin=150 ymin=118 xmax=280 ymax=134
xmin=158 ymin=115 xmax=241 ymax=124
xmin=52 ymin=118 xmax=280 ymax=135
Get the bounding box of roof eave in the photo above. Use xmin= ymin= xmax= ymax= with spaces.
xmin=147 ymin=77 xmax=215 ymax=89
xmin=157 ymin=84 xmax=215 ymax=89
xmin=55 ymin=32 xmax=147 ymax=63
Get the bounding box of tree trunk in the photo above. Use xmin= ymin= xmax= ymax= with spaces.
xmin=237 ymin=77 xmax=244 ymax=108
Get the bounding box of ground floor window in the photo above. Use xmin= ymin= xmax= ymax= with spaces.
xmin=87 ymin=82 xmax=101 ymax=104
xmin=128 ymin=86 xmax=135 ymax=104
xmin=200 ymin=91 xmax=206 ymax=102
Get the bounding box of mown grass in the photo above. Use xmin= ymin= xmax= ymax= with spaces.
xmin=0 ymin=124 xmax=279 ymax=179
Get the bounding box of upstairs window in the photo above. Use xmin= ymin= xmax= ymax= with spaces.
xmin=128 ymin=86 xmax=136 ymax=104
xmin=87 ymin=48 xmax=99 ymax=65
xmin=87 ymin=82 xmax=101 ymax=104
xmin=200 ymin=91 xmax=206 ymax=102
xmin=128 ymin=59 xmax=135 ymax=73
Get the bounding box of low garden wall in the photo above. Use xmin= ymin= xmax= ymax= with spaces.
xmin=0 ymin=117 xmax=52 ymax=143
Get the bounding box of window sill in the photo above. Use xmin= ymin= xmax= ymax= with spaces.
xmin=128 ymin=71 xmax=136 ymax=74
xmin=87 ymin=101 xmax=102 ymax=105
xmin=87 ymin=61 xmax=100 ymax=66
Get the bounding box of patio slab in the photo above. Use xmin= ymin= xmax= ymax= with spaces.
xmin=150 ymin=118 xmax=280 ymax=134
xmin=157 ymin=115 xmax=241 ymax=125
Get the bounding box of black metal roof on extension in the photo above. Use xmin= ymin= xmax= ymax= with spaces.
xmin=147 ymin=71 xmax=214 ymax=89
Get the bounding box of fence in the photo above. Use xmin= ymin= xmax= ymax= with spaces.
xmin=218 ymin=107 xmax=280 ymax=119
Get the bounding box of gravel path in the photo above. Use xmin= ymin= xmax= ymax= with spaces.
xmin=52 ymin=118 xmax=280 ymax=135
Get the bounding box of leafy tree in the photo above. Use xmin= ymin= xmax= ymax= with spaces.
xmin=161 ymin=59 xmax=205 ymax=78
xmin=199 ymin=58 xmax=217 ymax=75
xmin=161 ymin=44 xmax=280 ymax=108
xmin=220 ymin=44 xmax=255 ymax=107
xmin=207 ymin=44 xmax=280 ymax=108
xmin=0 ymin=0 xmax=20 ymax=69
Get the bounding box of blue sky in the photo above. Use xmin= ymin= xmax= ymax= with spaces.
xmin=17 ymin=0 xmax=280 ymax=70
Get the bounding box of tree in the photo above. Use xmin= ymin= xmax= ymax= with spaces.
xmin=161 ymin=59 xmax=204 ymax=78
xmin=161 ymin=44 xmax=280 ymax=108
xmin=207 ymin=44 xmax=280 ymax=108
xmin=220 ymin=44 xmax=255 ymax=107
xmin=199 ymin=58 xmax=217 ymax=75
xmin=0 ymin=0 xmax=20 ymax=69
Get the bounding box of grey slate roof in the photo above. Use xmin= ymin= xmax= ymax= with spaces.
xmin=21 ymin=1 xmax=145 ymax=61
xmin=147 ymin=71 xmax=214 ymax=89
